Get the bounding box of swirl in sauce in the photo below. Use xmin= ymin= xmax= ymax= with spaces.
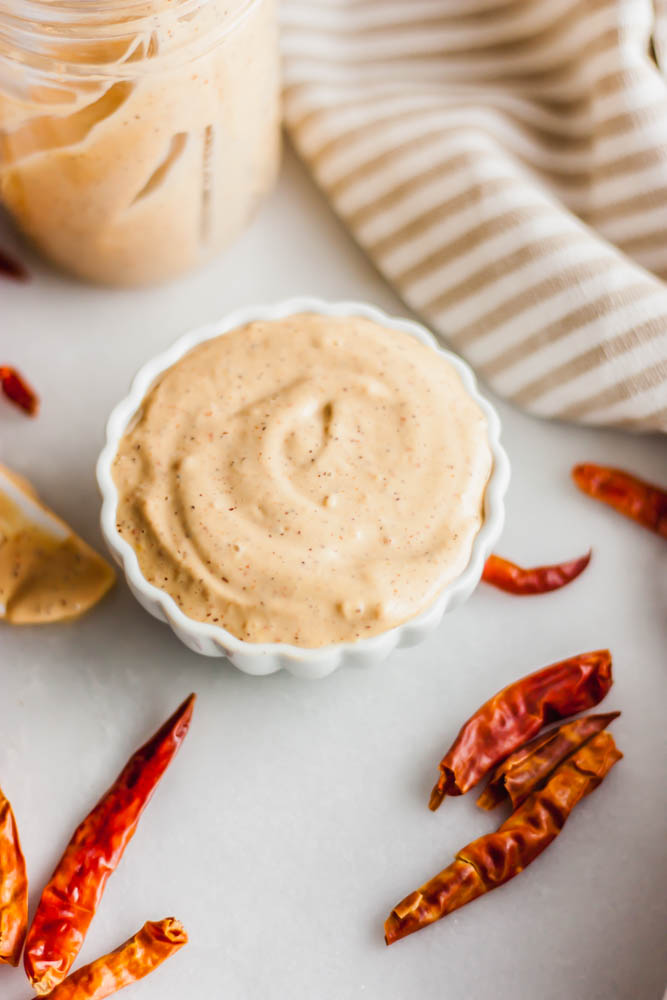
xmin=112 ymin=314 xmax=492 ymax=646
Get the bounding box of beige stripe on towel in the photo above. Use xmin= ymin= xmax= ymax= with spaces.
xmin=281 ymin=0 xmax=667 ymax=432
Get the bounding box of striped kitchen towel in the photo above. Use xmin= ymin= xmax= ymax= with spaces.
xmin=281 ymin=0 xmax=667 ymax=432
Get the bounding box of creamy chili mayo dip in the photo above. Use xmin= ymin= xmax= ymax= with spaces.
xmin=112 ymin=314 xmax=492 ymax=646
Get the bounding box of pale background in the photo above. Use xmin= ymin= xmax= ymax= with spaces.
xmin=2 ymin=146 xmax=666 ymax=1000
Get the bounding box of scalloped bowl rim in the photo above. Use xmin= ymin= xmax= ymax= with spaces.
xmin=97 ymin=298 xmax=510 ymax=678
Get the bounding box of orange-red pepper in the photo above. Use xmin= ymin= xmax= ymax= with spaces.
xmin=0 ymin=248 xmax=28 ymax=282
xmin=477 ymin=711 xmax=620 ymax=810
xmin=44 ymin=918 xmax=187 ymax=1000
xmin=572 ymin=463 xmax=667 ymax=539
xmin=482 ymin=550 xmax=591 ymax=595
xmin=24 ymin=694 xmax=195 ymax=995
xmin=386 ymin=730 xmax=622 ymax=944
xmin=429 ymin=650 xmax=612 ymax=810
xmin=0 ymin=786 xmax=28 ymax=966
xmin=0 ymin=366 xmax=39 ymax=416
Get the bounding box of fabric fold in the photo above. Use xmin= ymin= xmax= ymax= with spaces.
xmin=282 ymin=0 xmax=667 ymax=432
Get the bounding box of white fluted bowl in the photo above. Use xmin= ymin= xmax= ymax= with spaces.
xmin=97 ymin=298 xmax=510 ymax=678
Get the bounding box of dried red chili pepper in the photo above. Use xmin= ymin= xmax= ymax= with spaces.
xmin=0 ymin=786 xmax=28 ymax=966
xmin=43 ymin=918 xmax=187 ymax=1000
xmin=572 ymin=463 xmax=667 ymax=539
xmin=386 ymin=730 xmax=622 ymax=944
xmin=429 ymin=650 xmax=612 ymax=810
xmin=0 ymin=248 xmax=29 ymax=282
xmin=482 ymin=550 xmax=591 ymax=595
xmin=477 ymin=711 xmax=620 ymax=810
xmin=0 ymin=365 xmax=39 ymax=416
xmin=24 ymin=694 xmax=196 ymax=996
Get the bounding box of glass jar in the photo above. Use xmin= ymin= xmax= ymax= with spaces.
xmin=0 ymin=0 xmax=281 ymax=285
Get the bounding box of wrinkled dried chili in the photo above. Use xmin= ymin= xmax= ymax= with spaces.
xmin=572 ymin=463 xmax=667 ymax=539
xmin=43 ymin=918 xmax=187 ymax=1000
xmin=429 ymin=650 xmax=612 ymax=810
xmin=386 ymin=730 xmax=622 ymax=944
xmin=482 ymin=550 xmax=591 ymax=595
xmin=0 ymin=787 xmax=28 ymax=966
xmin=477 ymin=711 xmax=620 ymax=810
xmin=0 ymin=248 xmax=28 ymax=282
xmin=0 ymin=366 xmax=39 ymax=416
xmin=24 ymin=694 xmax=196 ymax=996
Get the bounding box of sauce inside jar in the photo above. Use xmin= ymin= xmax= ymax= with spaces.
xmin=0 ymin=0 xmax=280 ymax=285
xmin=112 ymin=313 xmax=492 ymax=646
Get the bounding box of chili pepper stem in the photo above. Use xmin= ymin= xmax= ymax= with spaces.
xmin=429 ymin=782 xmax=446 ymax=812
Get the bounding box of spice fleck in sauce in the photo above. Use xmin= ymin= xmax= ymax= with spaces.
xmin=113 ymin=314 xmax=492 ymax=646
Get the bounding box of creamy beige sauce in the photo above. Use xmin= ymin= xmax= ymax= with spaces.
xmin=0 ymin=468 xmax=115 ymax=624
xmin=0 ymin=0 xmax=280 ymax=285
xmin=113 ymin=314 xmax=492 ymax=646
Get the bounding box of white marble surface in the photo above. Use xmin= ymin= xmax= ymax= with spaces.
xmin=1 ymin=146 xmax=666 ymax=1000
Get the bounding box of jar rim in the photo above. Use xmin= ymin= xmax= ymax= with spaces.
xmin=0 ymin=0 xmax=263 ymax=81
xmin=0 ymin=0 xmax=257 ymax=27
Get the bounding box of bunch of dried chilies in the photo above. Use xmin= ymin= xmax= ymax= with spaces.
xmin=0 ymin=694 xmax=194 ymax=998
xmin=385 ymin=651 xmax=622 ymax=944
